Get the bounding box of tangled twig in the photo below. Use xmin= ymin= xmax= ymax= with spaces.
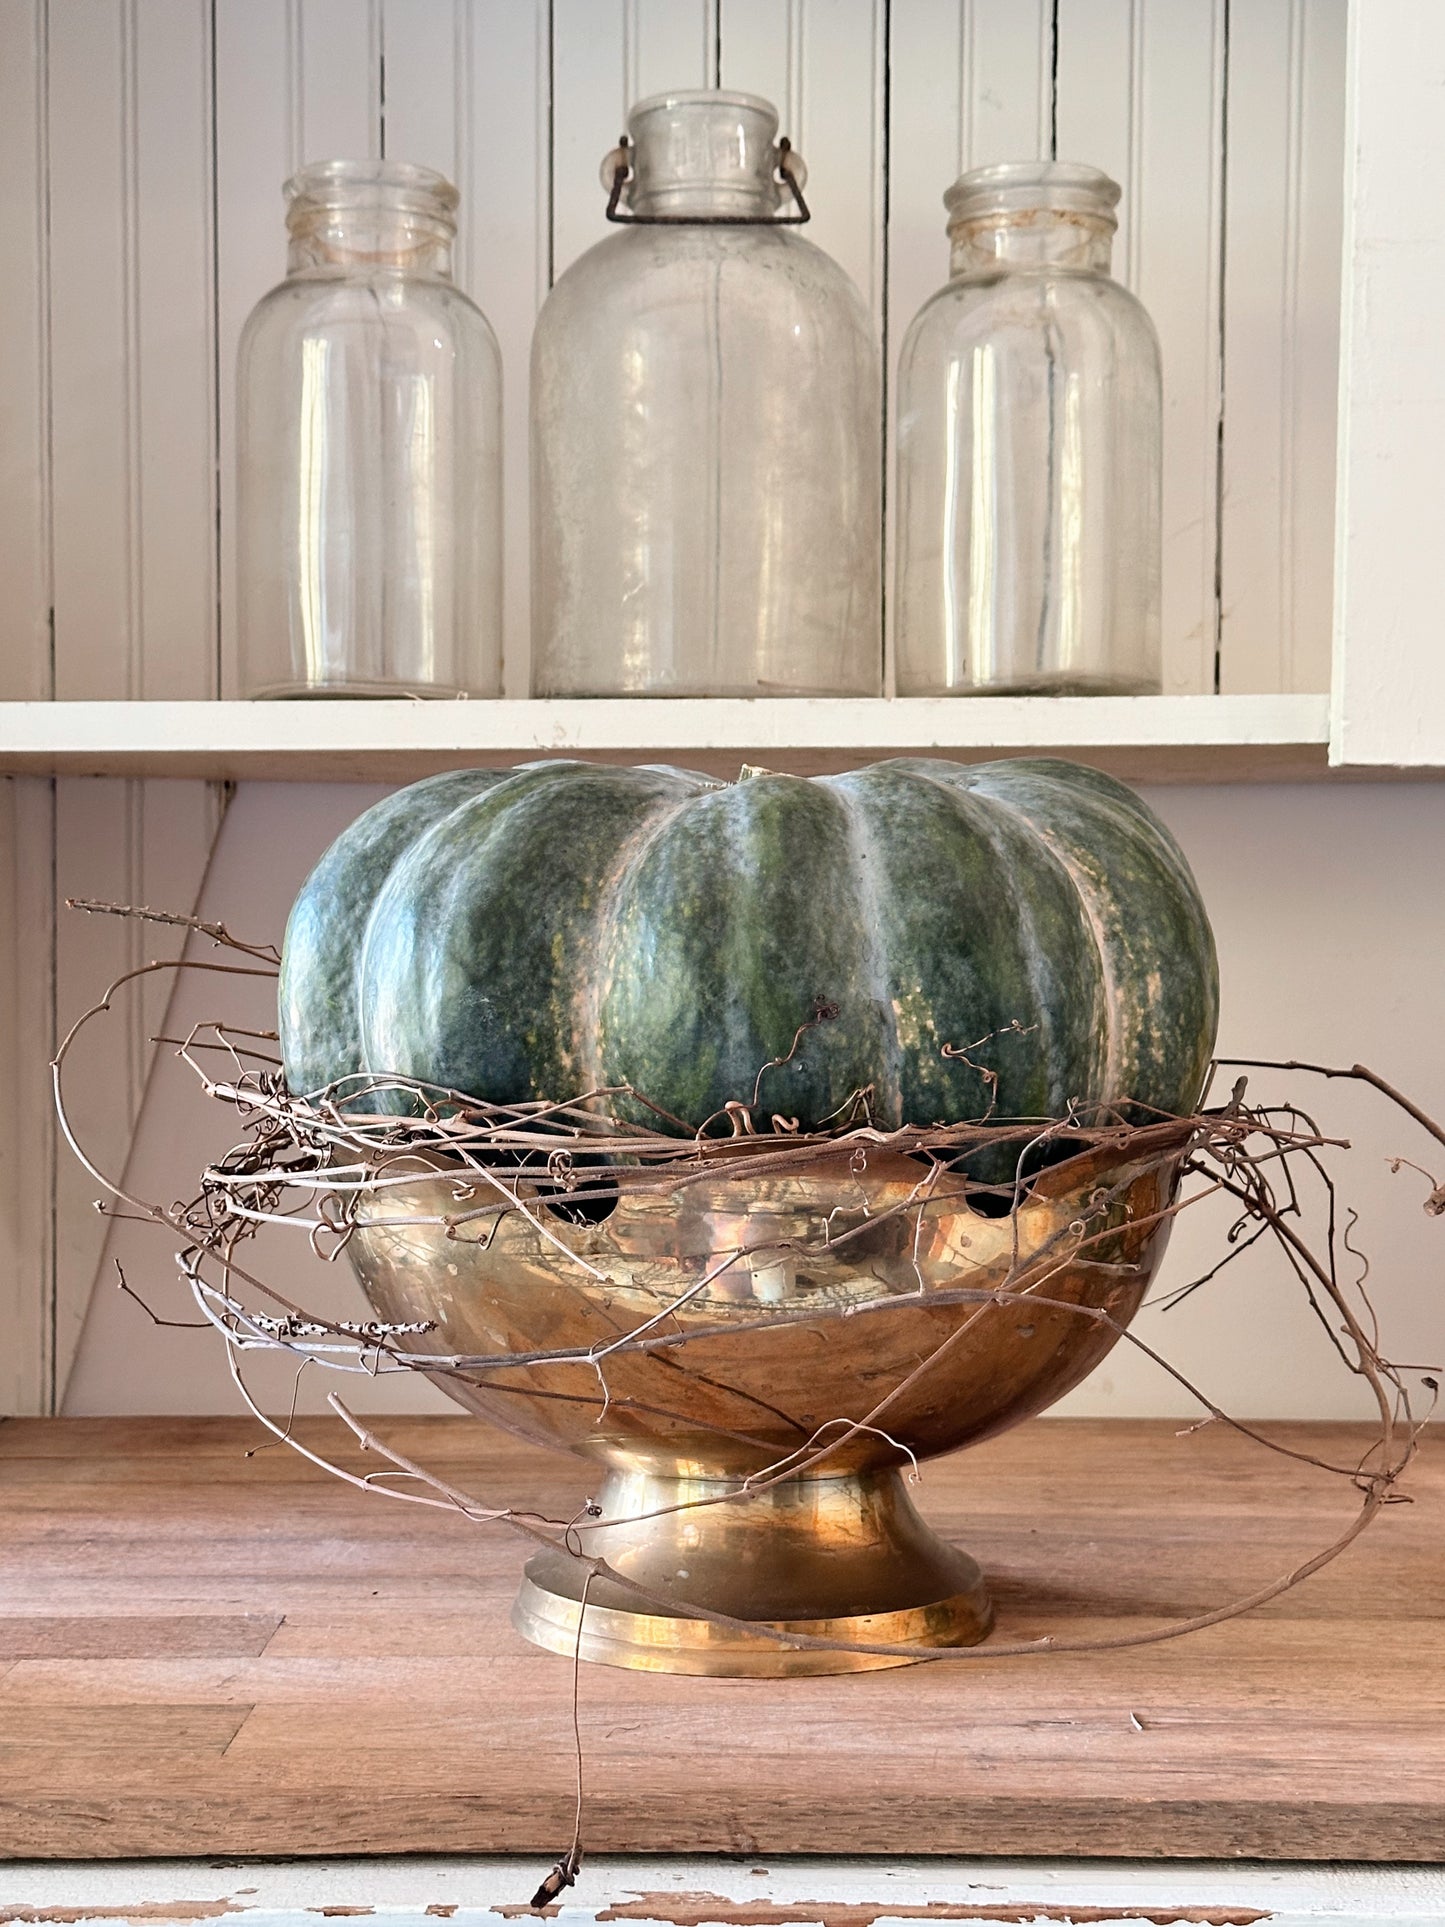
xmin=52 ymin=900 xmax=1442 ymax=1899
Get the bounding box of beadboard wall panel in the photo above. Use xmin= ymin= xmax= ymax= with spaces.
xmin=215 ymin=0 xmax=384 ymax=703
xmin=1055 ymin=0 xmax=1226 ymax=697
xmin=551 ymin=1 xmax=632 ymax=281
xmin=382 ymin=0 xmax=551 ymax=692
xmin=50 ymin=780 xmax=222 ymax=1408
xmin=0 ymin=0 xmax=50 ymax=705
xmin=624 ymin=0 xmax=720 ymax=105
xmin=0 ymin=0 xmax=53 ymax=1413
xmin=0 ymin=778 xmax=55 ymax=1416
xmin=1219 ymin=0 xmax=1346 ymax=696
xmin=169 ymin=0 xmax=1348 ymax=709
xmin=41 ymin=2 xmax=223 ymax=1410
xmin=1 ymin=0 xmax=1350 ymax=1412
xmin=719 ymin=1 xmax=888 ymax=332
xmin=52 ymin=0 xmax=1348 ymax=712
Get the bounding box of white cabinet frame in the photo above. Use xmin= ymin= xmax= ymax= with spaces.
xmin=1330 ymin=0 xmax=1445 ymax=768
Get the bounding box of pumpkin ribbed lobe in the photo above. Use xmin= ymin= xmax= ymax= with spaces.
xmin=835 ymin=764 xmax=1104 ymax=1126
xmin=569 ymin=767 xmax=719 ymax=1101
xmin=279 ymin=766 xmax=510 ymax=1103
xmin=280 ymin=756 xmax=1219 ymax=1145
xmin=826 ymin=780 xmax=904 ymax=1125
xmin=952 ymin=760 xmax=1219 ymax=1116
xmin=595 ymin=774 xmax=896 ymax=1129
xmin=360 ymin=762 xmax=707 ymax=1108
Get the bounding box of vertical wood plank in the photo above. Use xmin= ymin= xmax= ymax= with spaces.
xmin=52 ymin=783 xmax=146 ymax=1408
xmin=551 ymin=0 xmax=627 ymax=281
xmin=215 ymin=0 xmax=383 ymax=697
xmin=889 ymin=0 xmax=1056 ymax=371
xmin=0 ymin=0 xmax=51 ymax=703
xmin=804 ymin=0 xmax=887 ymax=330
xmin=47 ymin=0 xmax=132 ymax=703
xmin=1060 ymin=0 xmax=1225 ymax=695
xmin=1218 ymin=0 xmax=1343 ymax=695
xmin=1141 ymin=0 xmax=1225 ymax=697
xmin=0 ymin=0 xmax=55 ymax=1412
xmin=1285 ymin=0 xmax=1346 ymax=699
xmin=883 ymin=0 xmax=962 ymax=693
xmin=719 ymin=0 xmax=885 ymax=327
xmin=135 ymin=0 xmax=220 ymax=703
xmin=893 ymin=0 xmax=1247 ymax=696
xmin=51 ymin=780 xmax=222 ymax=1408
xmin=1216 ymin=0 xmax=1292 ymax=695
xmin=45 ymin=0 xmax=227 ymax=1405
xmin=300 ymin=0 xmax=383 ymax=160
xmin=382 ymin=1 xmax=549 ymax=693
xmin=0 ymin=779 xmax=55 ymax=1416
xmin=626 ymin=0 xmax=716 ymax=102
xmin=883 ymin=0 xmax=959 ymax=346
xmin=460 ymin=0 xmax=550 ymax=695
xmin=1140 ymin=0 xmax=1225 ymax=693
xmin=215 ymin=1 xmax=292 ymax=702
xmin=554 ymin=0 xmax=717 ymax=284
xmin=964 ymin=0 xmax=1053 ymax=169
xmin=46 ymin=0 xmax=219 ymax=697
xmin=722 ymin=0 xmax=887 ymax=688
xmin=719 ymin=0 xmax=802 ymax=130
xmin=1053 ymin=0 xmax=1137 ymax=279
xmin=213 ymin=0 xmax=383 ymax=692
xmin=378 ymin=0 xmax=460 ymax=178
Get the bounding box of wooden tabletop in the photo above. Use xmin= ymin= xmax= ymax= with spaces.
xmin=1 ymin=1415 xmax=1440 ymax=1863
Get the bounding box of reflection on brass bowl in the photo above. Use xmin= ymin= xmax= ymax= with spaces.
xmin=348 ymin=1128 xmax=1185 ymax=1675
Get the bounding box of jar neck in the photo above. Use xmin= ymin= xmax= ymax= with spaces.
xmin=286 ymin=212 xmax=454 ymax=276
xmin=623 ymin=90 xmax=786 ymax=219
xmin=949 ymin=213 xmax=1114 ymax=277
xmin=284 ymin=160 xmax=458 ymax=276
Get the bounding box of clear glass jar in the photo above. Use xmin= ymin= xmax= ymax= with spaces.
xmin=531 ymin=91 xmax=882 ymax=698
xmin=236 ymin=160 xmax=502 ymax=699
xmin=894 ymin=162 xmax=1162 ymax=696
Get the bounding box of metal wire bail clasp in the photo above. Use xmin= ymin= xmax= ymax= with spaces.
xmin=601 ymin=133 xmax=811 ymax=225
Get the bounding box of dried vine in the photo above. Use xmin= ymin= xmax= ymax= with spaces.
xmin=54 ymin=898 xmax=1442 ymax=1896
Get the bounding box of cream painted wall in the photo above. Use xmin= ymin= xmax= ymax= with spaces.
xmin=61 ymin=776 xmax=1445 ymax=1423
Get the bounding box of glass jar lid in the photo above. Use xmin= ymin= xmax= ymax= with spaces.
xmin=612 ymin=90 xmax=802 ymax=218
xmin=944 ymin=160 xmax=1120 ymax=235
xmin=284 ymin=159 xmax=459 ymax=232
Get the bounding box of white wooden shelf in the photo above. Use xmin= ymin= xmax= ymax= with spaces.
xmin=0 ymin=693 xmax=1336 ymax=783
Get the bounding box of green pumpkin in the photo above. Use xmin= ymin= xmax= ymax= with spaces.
xmin=279 ymin=757 xmax=1218 ymax=1135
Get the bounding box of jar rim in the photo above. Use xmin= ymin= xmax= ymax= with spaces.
xmin=628 ymin=87 xmax=780 ymax=133
xmin=284 ymin=158 xmax=459 ymax=227
xmin=944 ymin=161 xmax=1119 ymax=231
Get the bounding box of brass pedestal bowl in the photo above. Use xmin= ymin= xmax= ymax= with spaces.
xmin=347 ymin=1129 xmax=1184 ymax=1675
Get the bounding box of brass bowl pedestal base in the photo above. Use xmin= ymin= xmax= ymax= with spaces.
xmin=352 ymin=1139 xmax=1185 ymax=1676
xmin=511 ymin=1464 xmax=993 ymax=1676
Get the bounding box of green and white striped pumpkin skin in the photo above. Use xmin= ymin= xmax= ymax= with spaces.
xmin=279 ymin=757 xmax=1218 ymax=1133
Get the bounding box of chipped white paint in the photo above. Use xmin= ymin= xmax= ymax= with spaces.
xmin=2 ymin=1854 xmax=1445 ymax=1924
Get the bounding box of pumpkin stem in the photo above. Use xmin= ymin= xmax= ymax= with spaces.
xmin=736 ymin=763 xmax=782 ymax=783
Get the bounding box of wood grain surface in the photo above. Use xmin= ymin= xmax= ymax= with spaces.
xmin=0 ymin=1416 xmax=1439 ymax=1862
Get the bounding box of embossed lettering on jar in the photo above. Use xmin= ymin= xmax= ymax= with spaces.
xmin=531 ymin=91 xmax=883 ymax=698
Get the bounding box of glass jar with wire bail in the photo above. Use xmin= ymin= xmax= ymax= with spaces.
xmin=530 ymin=91 xmax=882 ymax=697
xmin=894 ymin=162 xmax=1162 ymax=696
xmin=235 ymin=160 xmax=503 ymax=698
